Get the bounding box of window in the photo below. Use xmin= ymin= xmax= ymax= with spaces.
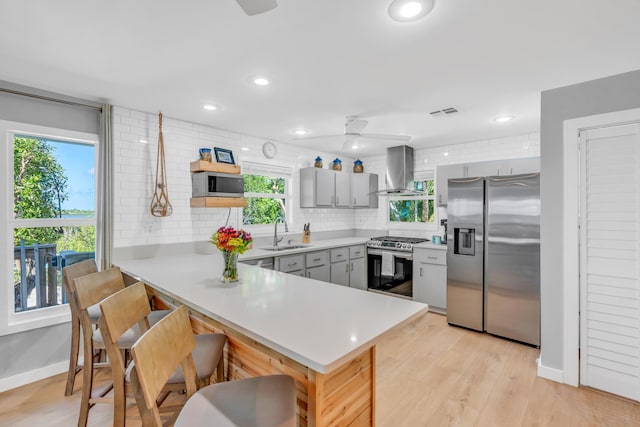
xmin=388 ymin=171 xmax=436 ymax=226
xmin=241 ymin=162 xmax=291 ymax=227
xmin=1 ymin=121 xmax=97 ymax=333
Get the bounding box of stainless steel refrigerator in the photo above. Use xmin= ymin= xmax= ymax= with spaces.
xmin=446 ymin=173 xmax=540 ymax=346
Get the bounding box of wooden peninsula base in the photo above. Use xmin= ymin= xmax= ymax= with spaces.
xmin=145 ymin=285 xmax=375 ymax=427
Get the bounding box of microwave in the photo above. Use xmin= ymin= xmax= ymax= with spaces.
xmin=192 ymin=172 xmax=244 ymax=197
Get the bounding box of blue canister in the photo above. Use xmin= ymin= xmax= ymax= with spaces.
xmin=432 ymin=235 xmax=442 ymax=245
xmin=199 ymin=148 xmax=212 ymax=161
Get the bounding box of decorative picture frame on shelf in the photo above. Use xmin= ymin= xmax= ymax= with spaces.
xmin=214 ymin=147 xmax=235 ymax=165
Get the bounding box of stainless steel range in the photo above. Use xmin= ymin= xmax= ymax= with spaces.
xmin=367 ymin=236 xmax=428 ymax=299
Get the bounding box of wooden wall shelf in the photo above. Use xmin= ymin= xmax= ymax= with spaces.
xmin=190 ymin=160 xmax=241 ymax=174
xmin=190 ymin=197 xmax=247 ymax=208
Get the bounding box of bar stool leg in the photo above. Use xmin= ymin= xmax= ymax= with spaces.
xmin=65 ymin=313 xmax=81 ymax=396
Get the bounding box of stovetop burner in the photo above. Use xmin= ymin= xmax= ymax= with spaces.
xmin=367 ymin=236 xmax=429 ymax=251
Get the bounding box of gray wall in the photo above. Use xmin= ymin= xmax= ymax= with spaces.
xmin=0 ymin=81 xmax=100 ymax=382
xmin=540 ymin=69 xmax=640 ymax=370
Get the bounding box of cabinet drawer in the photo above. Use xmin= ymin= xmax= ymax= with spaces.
xmin=278 ymin=254 xmax=305 ymax=273
xmin=330 ymin=247 xmax=349 ymax=263
xmin=349 ymin=245 xmax=365 ymax=259
xmin=416 ymin=248 xmax=446 ymax=265
xmin=305 ymin=250 xmax=328 ymax=268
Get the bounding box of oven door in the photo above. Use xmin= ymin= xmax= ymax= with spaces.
xmin=367 ymin=248 xmax=413 ymax=299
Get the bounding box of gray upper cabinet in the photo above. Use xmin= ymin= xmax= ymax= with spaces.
xmin=436 ymin=164 xmax=464 ymax=207
xmin=300 ymin=167 xmax=378 ymax=208
xmin=351 ymin=173 xmax=379 ymax=208
xmin=300 ymin=168 xmax=334 ymax=207
xmin=436 ymin=157 xmax=539 ymax=206
xmin=335 ymin=171 xmax=351 ymax=207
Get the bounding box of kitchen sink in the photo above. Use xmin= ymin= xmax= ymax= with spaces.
xmin=260 ymin=245 xmax=309 ymax=251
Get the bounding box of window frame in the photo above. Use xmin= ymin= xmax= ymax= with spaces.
xmin=387 ymin=169 xmax=437 ymax=231
xmin=0 ymin=120 xmax=98 ymax=336
xmin=239 ymin=161 xmax=293 ymax=235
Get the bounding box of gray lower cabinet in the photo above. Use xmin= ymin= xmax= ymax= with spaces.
xmin=275 ymin=250 xmax=329 ymax=281
xmin=305 ymin=251 xmax=330 ymax=282
xmin=413 ymin=247 xmax=447 ymax=313
xmin=275 ymin=253 xmax=305 ymax=276
xmin=330 ymin=247 xmax=350 ymax=286
xmin=330 ymin=245 xmax=366 ymax=289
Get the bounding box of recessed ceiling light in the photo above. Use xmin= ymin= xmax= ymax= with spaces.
xmin=389 ymin=0 xmax=435 ymax=22
xmin=203 ymin=104 xmax=218 ymax=111
xmin=253 ymin=76 xmax=270 ymax=86
xmin=494 ymin=115 xmax=516 ymax=123
xmin=241 ymin=147 xmax=249 ymax=151
xmin=443 ymin=152 xmax=449 ymax=156
xmin=139 ymin=139 xmax=148 ymax=144
xmin=290 ymin=128 xmax=310 ymax=136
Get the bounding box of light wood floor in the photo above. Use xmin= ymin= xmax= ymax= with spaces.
xmin=1 ymin=312 xmax=639 ymax=426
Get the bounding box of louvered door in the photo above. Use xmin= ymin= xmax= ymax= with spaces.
xmin=579 ymin=123 xmax=640 ymax=401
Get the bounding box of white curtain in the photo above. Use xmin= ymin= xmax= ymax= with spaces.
xmin=96 ymin=104 xmax=114 ymax=270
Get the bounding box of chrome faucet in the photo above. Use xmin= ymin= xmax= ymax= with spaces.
xmin=273 ymin=216 xmax=289 ymax=247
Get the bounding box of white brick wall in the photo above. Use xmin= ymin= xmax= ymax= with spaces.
xmin=113 ymin=105 xmax=539 ymax=247
xmin=112 ymin=107 xmax=357 ymax=247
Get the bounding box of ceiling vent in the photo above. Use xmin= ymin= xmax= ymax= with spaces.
xmin=429 ymin=106 xmax=462 ymax=118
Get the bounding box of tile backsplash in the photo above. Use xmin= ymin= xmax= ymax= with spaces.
xmin=113 ymin=106 xmax=539 ymax=248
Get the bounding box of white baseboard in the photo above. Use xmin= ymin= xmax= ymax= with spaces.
xmin=0 ymin=360 xmax=68 ymax=393
xmin=536 ymin=357 xmax=566 ymax=384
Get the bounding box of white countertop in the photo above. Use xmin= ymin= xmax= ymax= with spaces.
xmin=115 ymin=252 xmax=428 ymax=374
xmin=414 ymin=241 xmax=448 ymax=250
xmin=240 ymin=236 xmax=370 ymax=260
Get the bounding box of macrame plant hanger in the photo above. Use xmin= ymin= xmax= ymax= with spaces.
xmin=150 ymin=112 xmax=173 ymax=217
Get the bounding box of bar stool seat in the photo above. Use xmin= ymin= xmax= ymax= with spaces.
xmin=130 ymin=306 xmax=296 ymax=427
xmin=92 ymin=310 xmax=171 ymax=348
xmin=99 ymin=282 xmax=227 ymax=426
xmin=174 ymin=375 xmax=296 ymax=427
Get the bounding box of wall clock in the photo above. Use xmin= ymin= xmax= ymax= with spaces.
xmin=262 ymin=141 xmax=277 ymax=159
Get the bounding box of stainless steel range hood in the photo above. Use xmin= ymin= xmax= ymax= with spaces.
xmin=380 ymin=145 xmax=422 ymax=195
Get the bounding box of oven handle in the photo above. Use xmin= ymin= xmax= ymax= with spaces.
xmin=367 ymin=249 xmax=413 ymax=260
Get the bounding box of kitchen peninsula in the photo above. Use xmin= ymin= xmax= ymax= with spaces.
xmin=114 ymin=250 xmax=428 ymax=427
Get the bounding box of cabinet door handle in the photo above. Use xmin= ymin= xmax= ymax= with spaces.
xmin=420 ymin=267 xmax=423 ymax=277
xmin=346 ymin=263 xmax=349 ymax=273
xmin=351 ymin=262 xmax=354 ymax=272
xmin=438 ymin=194 xmax=442 ymax=204
xmin=336 ymin=254 xmax=343 ymax=258
xmin=427 ymin=256 xmax=438 ymax=260
xmin=497 ymin=168 xmax=500 ymax=176
xmin=313 ymin=258 xmax=321 ymax=262
xmin=510 ymin=168 xmax=513 ymax=174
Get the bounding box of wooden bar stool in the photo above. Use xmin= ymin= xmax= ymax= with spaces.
xmin=73 ymin=267 xmax=172 ymax=427
xmin=130 ymin=306 xmax=296 ymax=427
xmin=61 ymin=259 xmax=98 ymax=396
xmin=98 ymin=282 xmax=226 ymax=427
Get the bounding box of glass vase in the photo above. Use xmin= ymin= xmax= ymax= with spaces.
xmin=221 ymin=251 xmax=239 ymax=283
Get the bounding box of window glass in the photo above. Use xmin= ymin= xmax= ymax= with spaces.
xmin=242 ymin=174 xmax=287 ymax=225
xmin=388 ymin=178 xmax=436 ymax=224
xmin=11 ymin=135 xmax=96 ymax=313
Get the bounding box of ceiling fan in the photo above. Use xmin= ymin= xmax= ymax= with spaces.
xmin=296 ymin=116 xmax=412 ymax=151
xmin=235 ymin=0 xmax=277 ymax=16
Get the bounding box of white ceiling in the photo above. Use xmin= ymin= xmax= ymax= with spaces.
xmin=1 ymin=0 xmax=640 ymax=155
